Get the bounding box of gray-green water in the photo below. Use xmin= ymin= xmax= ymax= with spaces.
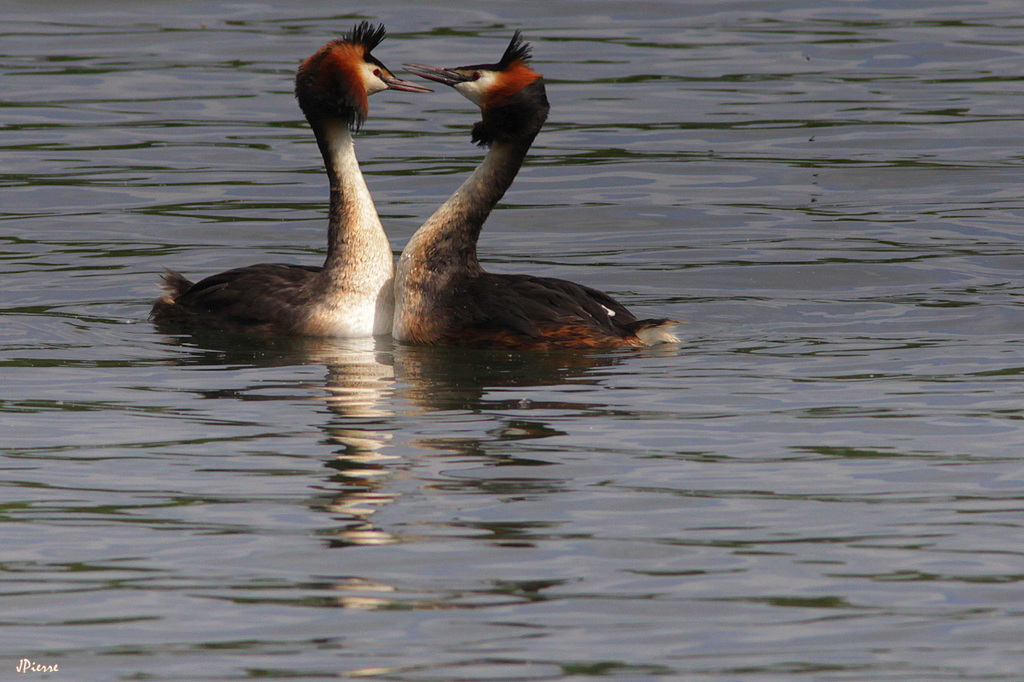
xmin=4 ymin=1 xmax=1024 ymax=680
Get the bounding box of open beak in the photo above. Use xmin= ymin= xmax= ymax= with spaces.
xmin=382 ymin=75 xmax=433 ymax=93
xmin=403 ymin=63 xmax=474 ymax=87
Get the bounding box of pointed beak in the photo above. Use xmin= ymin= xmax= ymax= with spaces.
xmin=382 ymin=75 xmax=433 ymax=93
xmin=404 ymin=63 xmax=474 ymax=88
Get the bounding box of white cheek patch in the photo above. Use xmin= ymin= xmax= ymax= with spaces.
xmin=361 ymin=62 xmax=388 ymax=95
xmin=454 ymin=70 xmax=499 ymax=106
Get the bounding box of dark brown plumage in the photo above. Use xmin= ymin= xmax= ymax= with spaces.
xmin=151 ymin=23 xmax=430 ymax=337
xmin=426 ymin=273 xmax=673 ymax=350
xmin=152 ymin=267 xmax=323 ymax=334
xmin=394 ymin=32 xmax=678 ymax=350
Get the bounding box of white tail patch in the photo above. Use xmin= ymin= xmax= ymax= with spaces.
xmin=636 ymin=321 xmax=680 ymax=345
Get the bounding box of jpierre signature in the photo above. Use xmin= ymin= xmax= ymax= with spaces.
xmin=16 ymin=659 xmax=58 ymax=673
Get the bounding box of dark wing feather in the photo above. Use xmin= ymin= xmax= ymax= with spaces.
xmin=151 ymin=264 xmax=322 ymax=333
xmin=439 ymin=273 xmax=646 ymax=348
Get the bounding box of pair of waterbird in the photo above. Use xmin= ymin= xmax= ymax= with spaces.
xmin=151 ymin=23 xmax=679 ymax=350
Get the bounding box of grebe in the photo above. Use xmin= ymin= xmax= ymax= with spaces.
xmin=151 ymin=22 xmax=431 ymax=336
xmin=393 ymin=32 xmax=679 ymax=350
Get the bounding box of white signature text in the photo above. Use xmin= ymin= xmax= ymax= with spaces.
xmin=16 ymin=659 xmax=58 ymax=674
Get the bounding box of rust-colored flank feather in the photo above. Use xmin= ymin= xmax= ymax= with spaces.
xmin=440 ymin=325 xmax=646 ymax=351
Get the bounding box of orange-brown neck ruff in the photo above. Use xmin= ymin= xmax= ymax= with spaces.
xmin=483 ymin=61 xmax=542 ymax=111
xmin=299 ymin=42 xmax=369 ymax=124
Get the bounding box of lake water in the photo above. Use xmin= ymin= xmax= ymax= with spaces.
xmin=4 ymin=1 xmax=1024 ymax=679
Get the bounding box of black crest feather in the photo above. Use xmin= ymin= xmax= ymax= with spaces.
xmin=498 ymin=30 xmax=531 ymax=68
xmin=346 ymin=21 xmax=387 ymax=52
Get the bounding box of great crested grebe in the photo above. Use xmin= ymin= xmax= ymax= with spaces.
xmin=393 ymin=32 xmax=679 ymax=350
xmin=151 ymin=22 xmax=430 ymax=336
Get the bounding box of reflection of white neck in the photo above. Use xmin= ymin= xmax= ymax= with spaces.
xmin=313 ymin=120 xmax=395 ymax=337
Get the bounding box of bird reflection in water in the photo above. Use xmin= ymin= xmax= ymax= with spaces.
xmin=153 ymin=327 xmax=628 ymax=552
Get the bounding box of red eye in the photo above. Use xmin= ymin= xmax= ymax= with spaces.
xmin=373 ymin=68 xmax=382 ymax=77
xmin=471 ymin=72 xmax=481 ymax=81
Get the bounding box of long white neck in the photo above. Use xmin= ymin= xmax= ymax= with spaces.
xmin=321 ymin=121 xmax=389 ymax=266
xmin=406 ymin=141 xmax=527 ymax=268
xmin=315 ymin=120 xmax=395 ymax=335
xmin=393 ymin=138 xmax=532 ymax=340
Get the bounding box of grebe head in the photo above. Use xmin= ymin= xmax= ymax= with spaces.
xmin=404 ymin=31 xmax=550 ymax=145
xmin=296 ymin=21 xmax=432 ymax=130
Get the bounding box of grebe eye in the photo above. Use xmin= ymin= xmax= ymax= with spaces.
xmin=472 ymin=72 xmax=481 ymax=81
xmin=373 ymin=68 xmax=382 ymax=77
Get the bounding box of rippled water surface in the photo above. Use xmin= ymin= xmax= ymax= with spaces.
xmin=4 ymin=1 xmax=1024 ymax=679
